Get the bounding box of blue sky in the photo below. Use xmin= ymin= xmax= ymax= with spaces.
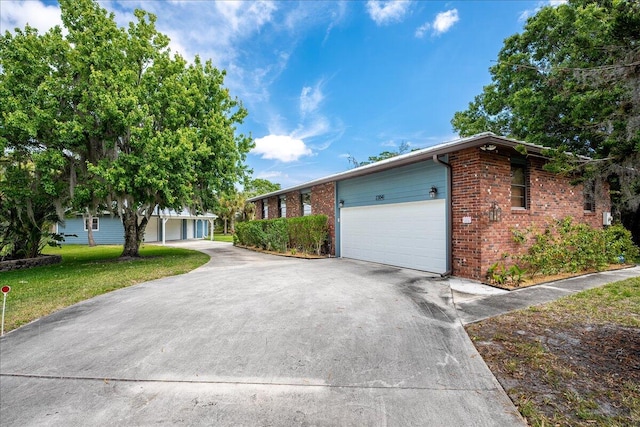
xmin=1 ymin=0 xmax=564 ymax=188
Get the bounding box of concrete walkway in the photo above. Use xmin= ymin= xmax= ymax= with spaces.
xmin=452 ymin=265 xmax=640 ymax=325
xmin=0 ymin=241 xmax=524 ymax=426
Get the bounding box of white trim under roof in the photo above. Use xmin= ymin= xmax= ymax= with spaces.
xmin=247 ymin=132 xmax=573 ymax=202
xmin=154 ymin=207 xmax=217 ymax=244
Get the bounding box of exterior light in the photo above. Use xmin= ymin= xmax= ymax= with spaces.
xmin=489 ymin=202 xmax=502 ymax=222
xmin=429 ymin=186 xmax=438 ymax=199
xmin=480 ymin=144 xmax=497 ymax=152
xmin=339 ymin=200 xmax=344 ymax=208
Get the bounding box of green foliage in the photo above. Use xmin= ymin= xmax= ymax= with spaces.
xmin=0 ymin=0 xmax=253 ymax=259
xmin=235 ymin=215 xmax=329 ymax=256
xmin=0 ymin=151 xmax=67 ymax=260
xmin=263 ymin=218 xmax=288 ymax=252
xmin=511 ymin=218 xmax=639 ymax=278
xmin=244 ymin=178 xmax=281 ymax=198
xmin=604 ymin=224 xmax=640 ymax=263
xmin=235 ymin=221 xmax=266 ymax=249
xmin=487 ymin=261 xmax=526 ymax=287
xmin=347 ymin=141 xmax=413 ymax=168
xmin=451 ymin=0 xmax=640 ymax=243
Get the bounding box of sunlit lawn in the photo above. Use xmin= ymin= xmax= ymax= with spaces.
xmin=0 ymin=244 xmax=209 ymax=332
xmin=214 ymin=233 xmax=234 ymax=243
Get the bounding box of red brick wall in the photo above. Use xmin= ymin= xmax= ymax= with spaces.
xmin=451 ymin=148 xmax=610 ymax=281
xmin=255 ymin=200 xmax=264 ymax=220
xmin=286 ymin=191 xmax=302 ymax=218
xmin=450 ymin=148 xmax=483 ymax=280
xmin=267 ymin=196 xmax=278 ymax=219
xmin=311 ymin=182 xmax=336 ymax=255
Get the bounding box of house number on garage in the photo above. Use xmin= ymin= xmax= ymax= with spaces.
xmin=376 ymin=195 xmax=385 ymax=201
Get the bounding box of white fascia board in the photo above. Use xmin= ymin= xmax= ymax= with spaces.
xmin=247 ymin=132 xmax=590 ymax=202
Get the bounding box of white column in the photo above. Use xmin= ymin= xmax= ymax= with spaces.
xmin=162 ymin=217 xmax=169 ymax=245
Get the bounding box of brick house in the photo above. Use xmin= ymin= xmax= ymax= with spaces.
xmin=248 ymin=133 xmax=609 ymax=281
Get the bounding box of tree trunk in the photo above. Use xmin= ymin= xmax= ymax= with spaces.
xmin=223 ymin=218 xmax=228 ymax=235
xmin=86 ymin=212 xmax=96 ymax=247
xmin=120 ymin=208 xmax=148 ymax=258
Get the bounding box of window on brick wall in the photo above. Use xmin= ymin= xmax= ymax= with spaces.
xmin=584 ymin=181 xmax=596 ymax=212
xmin=301 ymin=191 xmax=311 ymax=216
xmin=511 ymin=157 xmax=527 ymax=209
xmin=262 ymin=200 xmax=268 ymax=219
xmin=279 ymin=195 xmax=286 ymax=218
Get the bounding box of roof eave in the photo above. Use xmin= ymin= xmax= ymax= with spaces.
xmin=247 ymin=133 xmax=577 ymax=202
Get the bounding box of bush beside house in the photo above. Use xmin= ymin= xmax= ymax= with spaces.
xmin=487 ymin=218 xmax=639 ymax=287
xmin=234 ymin=215 xmax=329 ymax=256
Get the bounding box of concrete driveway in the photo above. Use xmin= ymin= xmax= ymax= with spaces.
xmin=0 ymin=241 xmax=524 ymax=426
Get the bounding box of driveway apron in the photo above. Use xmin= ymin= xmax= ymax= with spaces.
xmin=0 ymin=241 xmax=524 ymax=426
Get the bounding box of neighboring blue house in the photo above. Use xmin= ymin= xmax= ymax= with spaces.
xmin=57 ymin=208 xmax=216 ymax=245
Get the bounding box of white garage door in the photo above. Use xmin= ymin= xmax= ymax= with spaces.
xmin=340 ymin=199 xmax=447 ymax=273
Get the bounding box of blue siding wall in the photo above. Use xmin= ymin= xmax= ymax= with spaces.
xmin=337 ymin=160 xmax=448 ymax=207
xmin=58 ymin=216 xmax=125 ymax=245
xmin=58 ymin=216 xmax=212 ymax=244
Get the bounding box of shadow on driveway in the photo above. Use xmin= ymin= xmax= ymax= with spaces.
xmin=0 ymin=241 xmax=524 ymax=426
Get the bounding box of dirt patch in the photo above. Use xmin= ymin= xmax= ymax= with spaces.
xmin=467 ymin=314 xmax=640 ymax=426
xmin=488 ymin=264 xmax=634 ymax=290
xmin=234 ymin=244 xmax=328 ymax=259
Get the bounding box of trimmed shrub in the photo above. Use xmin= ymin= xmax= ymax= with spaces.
xmin=235 ymin=221 xmax=266 ymax=248
xmin=264 ymin=218 xmax=288 ymax=252
xmin=234 ymin=215 xmax=329 ymax=256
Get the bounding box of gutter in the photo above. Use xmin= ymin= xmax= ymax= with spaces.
xmin=433 ymin=154 xmax=453 ymax=278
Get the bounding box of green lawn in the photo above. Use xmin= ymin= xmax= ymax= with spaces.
xmin=1 ymin=245 xmax=209 ymax=332
xmin=214 ymin=233 xmax=234 ymax=243
xmin=467 ymin=277 xmax=640 ymax=426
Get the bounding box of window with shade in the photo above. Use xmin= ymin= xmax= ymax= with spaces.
xmin=301 ymin=191 xmax=311 ymax=216
xmin=279 ymin=195 xmax=286 ymax=218
xmin=262 ymin=200 xmax=268 ymax=219
xmin=511 ymin=158 xmax=527 ymax=209
xmin=584 ymin=181 xmax=596 ymax=212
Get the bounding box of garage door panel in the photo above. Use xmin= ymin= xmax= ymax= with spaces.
xmin=340 ymin=200 xmax=446 ymax=273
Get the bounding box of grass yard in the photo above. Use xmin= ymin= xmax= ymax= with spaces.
xmin=0 ymin=245 xmax=209 ymax=332
xmin=466 ymin=277 xmax=640 ymax=426
xmin=214 ymin=233 xmax=234 ymax=243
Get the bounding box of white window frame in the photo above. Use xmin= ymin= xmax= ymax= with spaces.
xmin=84 ymin=217 xmax=99 ymax=231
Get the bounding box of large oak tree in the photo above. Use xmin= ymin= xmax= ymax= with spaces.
xmin=452 ymin=0 xmax=640 ymax=242
xmin=0 ymin=0 xmax=253 ymax=257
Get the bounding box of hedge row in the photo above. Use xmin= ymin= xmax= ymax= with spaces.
xmin=234 ymin=215 xmax=329 ymax=255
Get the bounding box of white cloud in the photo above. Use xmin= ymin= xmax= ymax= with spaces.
xmin=433 ymin=9 xmax=459 ymax=34
xmin=256 ymin=171 xmax=285 ymax=181
xmin=324 ymin=1 xmax=348 ymax=43
xmin=300 ymin=82 xmax=325 ymax=117
xmin=292 ymin=116 xmax=330 ymax=141
xmin=252 ymin=135 xmax=313 ymax=162
xmin=216 ymin=1 xmax=277 ymax=34
xmin=519 ymin=0 xmax=568 ymax=22
xmin=0 ymin=0 xmax=63 ymax=34
xmin=366 ymin=0 xmax=411 ymax=26
xmin=415 ymin=9 xmax=459 ymax=38
xmin=415 ymin=22 xmax=430 ymax=39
